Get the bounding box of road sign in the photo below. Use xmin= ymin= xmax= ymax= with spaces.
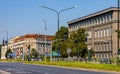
xmin=52 ymin=51 xmax=60 ymax=56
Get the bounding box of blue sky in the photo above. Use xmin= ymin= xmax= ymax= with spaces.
xmin=0 ymin=0 xmax=117 ymax=43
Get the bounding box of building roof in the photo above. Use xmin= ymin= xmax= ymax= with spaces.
xmin=14 ymin=34 xmax=54 ymax=43
xmin=67 ymin=7 xmax=118 ymax=25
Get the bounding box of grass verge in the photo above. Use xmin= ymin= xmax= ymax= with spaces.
xmin=25 ymin=61 xmax=120 ymax=72
xmin=1 ymin=59 xmax=120 ymax=72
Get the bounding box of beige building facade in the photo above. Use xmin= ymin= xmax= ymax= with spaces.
xmin=68 ymin=7 xmax=120 ymax=59
xmin=1 ymin=34 xmax=54 ymax=59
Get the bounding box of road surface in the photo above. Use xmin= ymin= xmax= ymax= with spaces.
xmin=0 ymin=62 xmax=119 ymax=74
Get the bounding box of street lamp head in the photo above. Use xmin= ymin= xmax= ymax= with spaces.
xmin=38 ymin=5 xmax=43 ymax=7
xmin=74 ymin=6 xmax=78 ymax=8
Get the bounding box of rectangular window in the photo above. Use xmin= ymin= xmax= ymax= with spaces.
xmin=87 ymin=31 xmax=92 ymax=38
xmin=109 ymin=28 xmax=112 ymax=36
xmin=101 ymin=30 xmax=103 ymax=37
xmin=95 ymin=31 xmax=97 ymax=38
xmin=98 ymin=31 xmax=99 ymax=38
xmin=104 ymin=29 xmax=106 ymax=37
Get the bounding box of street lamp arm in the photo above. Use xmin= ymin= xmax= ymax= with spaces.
xmin=59 ymin=6 xmax=77 ymax=14
xmin=38 ymin=5 xmax=59 ymax=14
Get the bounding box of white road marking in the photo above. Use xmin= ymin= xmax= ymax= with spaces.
xmin=0 ymin=68 xmax=31 ymax=74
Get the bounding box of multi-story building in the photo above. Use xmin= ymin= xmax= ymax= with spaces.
xmin=1 ymin=34 xmax=54 ymax=59
xmin=68 ymin=7 xmax=120 ymax=59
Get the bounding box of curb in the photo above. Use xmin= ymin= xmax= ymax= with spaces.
xmin=0 ymin=70 xmax=11 ymax=74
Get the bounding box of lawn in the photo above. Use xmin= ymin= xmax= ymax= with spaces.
xmin=25 ymin=61 xmax=120 ymax=72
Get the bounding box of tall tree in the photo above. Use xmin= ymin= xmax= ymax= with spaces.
xmin=53 ymin=27 xmax=87 ymax=58
xmin=5 ymin=48 xmax=12 ymax=58
xmin=54 ymin=26 xmax=68 ymax=40
xmin=52 ymin=26 xmax=68 ymax=57
xmin=68 ymin=28 xmax=88 ymax=58
xmin=67 ymin=32 xmax=77 ymax=56
xmin=88 ymin=48 xmax=94 ymax=61
xmin=31 ymin=48 xmax=39 ymax=59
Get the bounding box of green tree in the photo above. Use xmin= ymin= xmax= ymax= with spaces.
xmin=54 ymin=26 xmax=68 ymax=40
xmin=67 ymin=32 xmax=77 ymax=56
xmin=53 ymin=27 xmax=87 ymax=58
xmin=52 ymin=26 xmax=68 ymax=57
xmin=5 ymin=48 xmax=12 ymax=58
xmin=60 ymin=41 xmax=68 ymax=57
xmin=68 ymin=28 xmax=88 ymax=58
xmin=88 ymin=48 xmax=94 ymax=61
xmin=31 ymin=48 xmax=39 ymax=59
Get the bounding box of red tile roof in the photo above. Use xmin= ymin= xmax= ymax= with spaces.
xmin=14 ymin=34 xmax=54 ymax=43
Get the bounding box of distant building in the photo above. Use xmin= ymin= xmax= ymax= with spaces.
xmin=68 ymin=7 xmax=120 ymax=59
xmin=1 ymin=34 xmax=54 ymax=59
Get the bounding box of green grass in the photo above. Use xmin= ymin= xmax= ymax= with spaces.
xmin=1 ymin=59 xmax=120 ymax=72
xmin=25 ymin=61 xmax=120 ymax=72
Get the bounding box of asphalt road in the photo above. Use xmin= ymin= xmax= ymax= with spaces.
xmin=0 ymin=62 xmax=119 ymax=74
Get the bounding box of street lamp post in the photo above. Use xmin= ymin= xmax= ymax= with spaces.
xmin=27 ymin=44 xmax=31 ymax=61
xmin=117 ymin=0 xmax=120 ymax=65
xmin=50 ymin=41 xmax=53 ymax=62
xmin=4 ymin=30 xmax=9 ymax=59
xmin=39 ymin=5 xmax=77 ymax=61
xmin=42 ymin=19 xmax=47 ymax=62
xmin=4 ymin=30 xmax=8 ymax=50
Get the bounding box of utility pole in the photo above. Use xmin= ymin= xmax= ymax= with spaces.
xmin=4 ymin=31 xmax=8 ymax=50
xmin=117 ymin=0 xmax=120 ymax=65
xmin=4 ymin=30 xmax=9 ymax=59
xmin=42 ymin=19 xmax=47 ymax=62
xmin=27 ymin=44 xmax=31 ymax=61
